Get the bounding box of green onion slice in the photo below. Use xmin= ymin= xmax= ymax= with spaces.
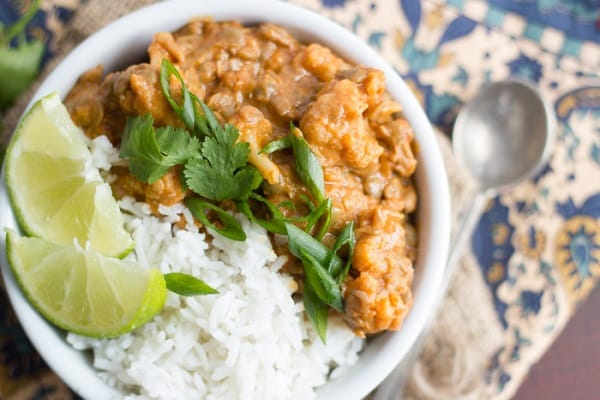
xmin=185 ymin=197 xmax=246 ymax=241
xmin=164 ymin=272 xmax=218 ymax=296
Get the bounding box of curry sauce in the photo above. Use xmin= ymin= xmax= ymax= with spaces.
xmin=64 ymin=19 xmax=418 ymax=338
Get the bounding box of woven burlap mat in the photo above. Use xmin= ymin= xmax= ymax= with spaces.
xmin=1 ymin=1 xmax=505 ymax=399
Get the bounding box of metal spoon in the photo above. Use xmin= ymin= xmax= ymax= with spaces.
xmin=373 ymin=79 xmax=555 ymax=400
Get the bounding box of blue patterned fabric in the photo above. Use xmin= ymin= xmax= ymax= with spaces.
xmin=439 ymin=0 xmax=600 ymax=65
xmin=486 ymin=0 xmax=600 ymax=41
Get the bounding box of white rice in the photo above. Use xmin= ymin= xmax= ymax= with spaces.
xmin=67 ymin=136 xmax=364 ymax=399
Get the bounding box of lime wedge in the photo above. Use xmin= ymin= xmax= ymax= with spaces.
xmin=4 ymin=92 xmax=133 ymax=257
xmin=6 ymin=230 xmax=166 ymax=338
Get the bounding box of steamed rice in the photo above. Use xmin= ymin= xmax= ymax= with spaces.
xmin=67 ymin=136 xmax=364 ymax=399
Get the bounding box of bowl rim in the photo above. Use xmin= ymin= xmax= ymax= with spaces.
xmin=0 ymin=1 xmax=451 ymax=399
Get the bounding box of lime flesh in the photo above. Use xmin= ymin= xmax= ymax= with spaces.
xmin=6 ymin=230 xmax=166 ymax=338
xmin=5 ymin=92 xmax=133 ymax=257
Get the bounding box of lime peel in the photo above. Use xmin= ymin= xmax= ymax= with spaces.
xmin=6 ymin=229 xmax=166 ymax=338
xmin=5 ymin=92 xmax=133 ymax=257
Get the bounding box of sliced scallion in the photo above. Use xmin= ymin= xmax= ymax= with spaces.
xmin=185 ymin=197 xmax=246 ymax=241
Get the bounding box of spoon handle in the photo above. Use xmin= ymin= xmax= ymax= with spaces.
xmin=373 ymin=192 xmax=491 ymax=400
xmin=445 ymin=192 xmax=491 ymax=287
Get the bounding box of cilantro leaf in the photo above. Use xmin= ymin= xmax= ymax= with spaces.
xmin=156 ymin=125 xmax=201 ymax=164
xmin=184 ymin=125 xmax=263 ymax=201
xmin=119 ymin=115 xmax=163 ymax=181
xmin=119 ymin=114 xmax=200 ymax=183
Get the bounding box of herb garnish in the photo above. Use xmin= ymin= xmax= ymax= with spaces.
xmin=285 ymin=221 xmax=355 ymax=342
xmin=185 ymin=197 xmax=247 ymax=241
xmin=159 ymin=59 xmax=196 ymax=131
xmin=289 ymin=126 xmax=325 ymax=203
xmin=119 ymin=59 xmax=355 ymax=342
xmin=0 ymin=0 xmax=45 ymax=110
xmin=120 ymin=114 xmax=200 ymax=183
xmin=183 ymin=124 xmax=263 ymax=202
xmin=164 ymin=272 xmax=219 ymax=296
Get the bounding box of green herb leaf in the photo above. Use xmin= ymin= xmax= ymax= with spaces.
xmin=119 ymin=114 xmax=200 ymax=183
xmin=184 ymin=125 xmax=263 ymax=201
xmin=303 ymin=281 xmax=329 ymax=344
xmin=300 ymin=249 xmax=344 ymax=311
xmin=119 ymin=115 xmax=165 ymax=181
xmin=156 ymin=125 xmax=202 ymax=164
xmin=164 ymin=272 xmax=218 ymax=296
xmin=185 ymin=197 xmax=246 ymax=241
xmin=290 ymin=126 xmax=325 ymax=203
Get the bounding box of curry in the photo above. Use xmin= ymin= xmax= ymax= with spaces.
xmin=64 ymin=19 xmax=418 ymax=338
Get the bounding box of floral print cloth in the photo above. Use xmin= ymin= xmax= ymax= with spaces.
xmin=0 ymin=0 xmax=598 ymax=399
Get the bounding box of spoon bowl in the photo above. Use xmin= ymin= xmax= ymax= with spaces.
xmin=453 ymin=79 xmax=555 ymax=192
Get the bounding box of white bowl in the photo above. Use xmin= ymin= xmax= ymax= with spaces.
xmin=0 ymin=1 xmax=451 ymax=399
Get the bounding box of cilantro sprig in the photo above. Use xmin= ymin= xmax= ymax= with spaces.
xmin=120 ymin=114 xmax=200 ymax=183
xmin=160 ymin=58 xmax=263 ymax=202
xmin=119 ymin=59 xmax=355 ymax=343
xmin=184 ymin=125 xmax=263 ymax=201
xmin=120 ymin=60 xmax=262 ymax=240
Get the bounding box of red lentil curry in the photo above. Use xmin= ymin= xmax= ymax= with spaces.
xmin=64 ymin=19 xmax=418 ymax=338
